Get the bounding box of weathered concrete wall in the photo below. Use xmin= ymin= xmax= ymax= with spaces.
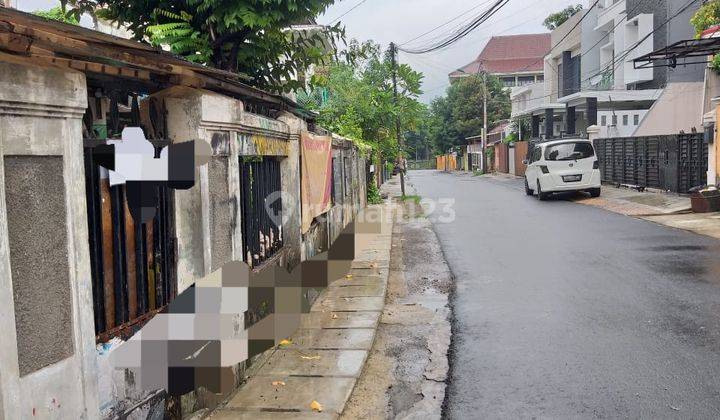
xmin=302 ymin=138 xmax=367 ymax=261
xmin=0 ymin=67 xmax=368 ymax=418
xmin=4 ymin=156 xmax=74 ymax=376
xmin=0 ymin=61 xmax=99 ymax=419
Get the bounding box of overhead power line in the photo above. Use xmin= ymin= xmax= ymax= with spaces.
xmin=399 ymin=0 xmax=496 ymax=47
xmin=398 ymin=0 xmax=511 ymax=54
xmin=328 ymin=0 xmax=370 ymax=25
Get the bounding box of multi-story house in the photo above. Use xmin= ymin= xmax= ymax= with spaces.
xmin=512 ymin=0 xmax=703 ymax=140
xmin=449 ymin=33 xmax=550 ymax=88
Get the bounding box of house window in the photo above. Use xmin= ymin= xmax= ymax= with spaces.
xmin=623 ymin=115 xmax=629 ymax=126
xmin=634 ymin=114 xmax=640 ymax=125
xmin=612 ymin=115 xmax=618 ymax=126
xmin=536 ymin=75 xmax=544 ymax=82
xmin=518 ymin=76 xmax=535 ymax=86
xmin=601 ymin=115 xmax=607 ymax=126
xmin=501 ymin=77 xmax=516 ymax=87
xmin=239 ymin=157 xmax=283 ymax=268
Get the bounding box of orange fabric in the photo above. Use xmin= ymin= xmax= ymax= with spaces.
xmin=301 ymin=131 xmax=333 ymax=233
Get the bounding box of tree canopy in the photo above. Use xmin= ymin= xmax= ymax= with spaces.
xmin=34 ymin=5 xmax=79 ymax=25
xmin=691 ymin=0 xmax=720 ymax=37
xmin=429 ymin=74 xmax=510 ymax=154
xmin=65 ymin=0 xmax=344 ymax=92
xmin=543 ymin=4 xmax=582 ymax=31
xmin=299 ymin=40 xmax=425 ymax=161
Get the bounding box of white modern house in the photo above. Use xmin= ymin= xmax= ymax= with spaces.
xmin=512 ymin=0 xmax=704 ymax=140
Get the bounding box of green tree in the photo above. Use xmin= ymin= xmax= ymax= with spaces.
xmin=307 ymin=40 xmax=425 ymax=161
xmin=34 ymin=5 xmax=80 ymax=25
xmin=510 ymin=115 xmax=531 ymax=141
xmin=429 ymin=96 xmax=461 ymax=154
xmin=690 ymin=0 xmax=720 ymax=72
xmin=691 ymin=0 xmax=720 ymax=37
xmin=428 ymin=73 xmax=510 ymax=153
xmin=543 ymin=4 xmax=582 ymax=30
xmin=65 ymin=0 xmax=343 ymax=92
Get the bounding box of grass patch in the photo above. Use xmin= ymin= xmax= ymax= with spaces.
xmin=401 ymin=194 xmax=422 ymax=204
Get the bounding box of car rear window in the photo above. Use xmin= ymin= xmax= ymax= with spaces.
xmin=545 ymin=142 xmax=595 ymax=161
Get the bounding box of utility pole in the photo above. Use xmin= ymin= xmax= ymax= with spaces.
xmin=482 ymin=71 xmax=488 ymax=172
xmin=389 ymin=42 xmax=406 ymax=197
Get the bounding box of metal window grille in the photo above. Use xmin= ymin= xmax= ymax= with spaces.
xmin=239 ymin=157 xmax=283 ymax=268
xmin=83 ymin=145 xmax=176 ymax=343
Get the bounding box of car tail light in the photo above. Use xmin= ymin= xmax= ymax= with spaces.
xmin=539 ymin=165 xmax=549 ymax=174
xmin=593 ymin=160 xmax=599 ymax=169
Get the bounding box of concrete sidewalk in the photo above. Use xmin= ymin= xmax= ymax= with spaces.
xmin=480 ymin=171 xmax=692 ymax=216
xmin=569 ymin=184 xmax=691 ymax=216
xmin=207 ymin=204 xmax=393 ymax=419
xmin=477 ymin=171 xmax=720 ymax=241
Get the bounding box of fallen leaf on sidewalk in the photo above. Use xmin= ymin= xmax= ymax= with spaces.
xmin=331 ymin=313 xmax=338 ymax=319
xmin=279 ymin=339 xmax=292 ymax=346
xmin=310 ymin=400 xmax=323 ymax=412
xmin=345 ymin=274 xmax=353 ymax=279
xmin=300 ymin=355 xmax=321 ymax=360
xmin=271 ymin=381 xmax=286 ymax=387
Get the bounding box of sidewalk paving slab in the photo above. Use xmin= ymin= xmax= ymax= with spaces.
xmin=223 ymin=376 xmax=356 ymax=413
xmin=209 ymin=411 xmax=336 ymax=420
xmin=283 ymin=328 xmax=375 ymax=350
xmin=311 ymin=296 xmax=385 ymax=312
xmin=299 ymin=311 xmax=380 ymax=330
xmin=207 ymin=204 xmax=393 ymax=420
xmin=323 ymin=283 xmax=387 ymax=298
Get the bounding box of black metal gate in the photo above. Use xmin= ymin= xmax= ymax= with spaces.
xmin=83 ymin=144 xmax=176 ymax=342
xmin=594 ymin=133 xmax=707 ymax=193
xmin=238 ymin=157 xmax=283 ymax=268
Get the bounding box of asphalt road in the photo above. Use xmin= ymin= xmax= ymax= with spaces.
xmin=409 ymin=170 xmax=720 ymax=419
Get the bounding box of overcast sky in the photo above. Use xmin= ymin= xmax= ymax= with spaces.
xmin=17 ymin=0 xmax=584 ymax=103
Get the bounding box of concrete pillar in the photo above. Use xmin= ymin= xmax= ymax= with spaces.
xmin=0 ymin=61 xmax=99 ymax=419
xmin=566 ymin=106 xmax=576 ymax=135
xmin=587 ymin=124 xmax=601 ymax=143
xmin=531 ymin=115 xmax=540 ymax=138
xmin=545 ymin=108 xmax=554 ymax=139
xmin=562 ymin=51 xmax=572 ymax=97
xmin=586 ymin=97 xmax=598 ymax=127
xmin=153 ymin=86 xmax=297 ymax=285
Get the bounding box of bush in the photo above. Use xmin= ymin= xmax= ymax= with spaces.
xmin=367 ymin=181 xmax=383 ymax=205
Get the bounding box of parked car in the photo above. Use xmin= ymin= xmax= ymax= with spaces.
xmin=523 ymin=139 xmax=601 ymax=200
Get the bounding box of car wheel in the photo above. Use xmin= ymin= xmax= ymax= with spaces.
xmin=589 ymin=187 xmax=601 ymax=198
xmin=536 ymin=181 xmax=549 ymax=201
xmin=524 ymin=178 xmax=533 ymax=196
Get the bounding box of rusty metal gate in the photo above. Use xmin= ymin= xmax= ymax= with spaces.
xmin=593 ymin=133 xmax=707 ymax=193
xmin=83 ymin=144 xmax=177 ymax=342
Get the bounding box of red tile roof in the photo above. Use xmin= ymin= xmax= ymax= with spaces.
xmin=450 ymin=33 xmax=551 ymax=78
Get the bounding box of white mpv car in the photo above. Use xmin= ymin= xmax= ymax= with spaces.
xmin=524 ymin=139 xmax=601 ymax=200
